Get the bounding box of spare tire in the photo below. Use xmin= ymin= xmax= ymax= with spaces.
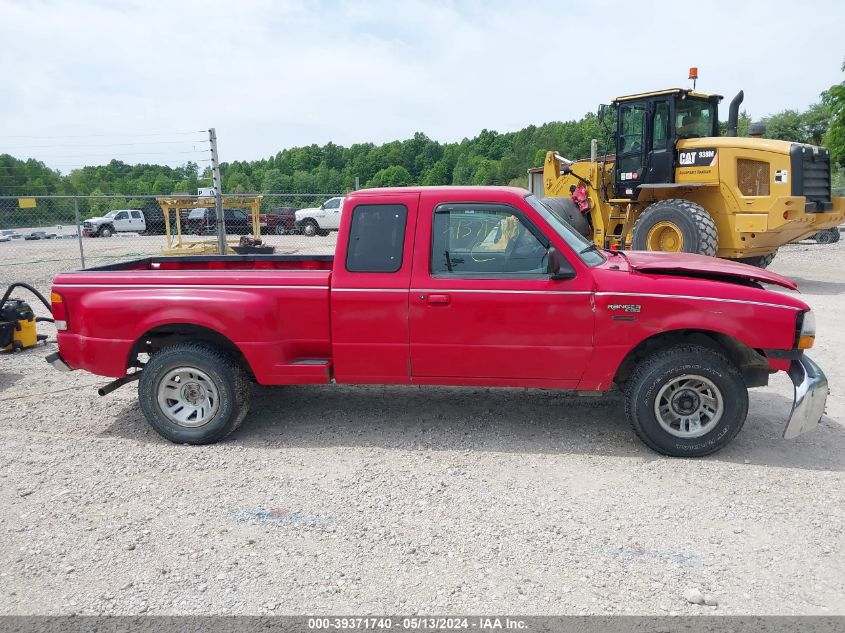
xmin=815 ymin=228 xmax=840 ymax=244
xmin=539 ymin=196 xmax=591 ymax=238
xmin=738 ymin=251 xmax=777 ymax=269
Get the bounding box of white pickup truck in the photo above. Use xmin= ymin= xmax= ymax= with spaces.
xmin=83 ymin=209 xmax=146 ymax=237
xmin=295 ymin=196 xmax=345 ymax=237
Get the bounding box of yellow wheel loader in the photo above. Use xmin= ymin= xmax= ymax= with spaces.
xmin=538 ymin=87 xmax=845 ymax=267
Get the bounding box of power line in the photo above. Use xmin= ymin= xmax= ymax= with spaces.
xmin=0 ymin=130 xmax=207 ymax=139
xmin=3 ymin=139 xmax=208 ymax=149
xmin=7 ymin=150 xmax=211 ymax=159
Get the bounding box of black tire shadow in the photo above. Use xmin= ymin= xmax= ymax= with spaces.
xmin=101 ymin=383 xmax=845 ymax=471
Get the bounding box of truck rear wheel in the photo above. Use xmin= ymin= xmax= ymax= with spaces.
xmin=631 ymin=199 xmax=718 ymax=256
xmin=624 ymin=344 xmax=748 ymax=457
xmin=139 ymin=342 xmax=251 ymax=445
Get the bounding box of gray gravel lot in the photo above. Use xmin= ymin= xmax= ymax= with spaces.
xmin=0 ymin=238 xmax=843 ymax=615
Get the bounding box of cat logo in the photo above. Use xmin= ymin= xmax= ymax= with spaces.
xmin=677 ymin=148 xmax=718 ymax=167
xmin=679 ymin=151 xmax=697 ymax=166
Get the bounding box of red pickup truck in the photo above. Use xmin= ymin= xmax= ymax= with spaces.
xmin=47 ymin=186 xmax=828 ymax=457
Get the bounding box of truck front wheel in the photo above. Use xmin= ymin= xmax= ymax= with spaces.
xmin=99 ymin=225 xmax=114 ymax=238
xmin=301 ymin=219 xmax=319 ymax=237
xmin=631 ymin=199 xmax=718 ymax=256
xmin=138 ymin=342 xmax=251 ymax=445
xmin=624 ymin=345 xmax=748 ymax=457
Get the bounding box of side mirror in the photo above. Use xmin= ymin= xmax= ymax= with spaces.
xmin=548 ymin=247 xmax=576 ymax=280
xmin=319 ymin=203 xmax=325 ymax=210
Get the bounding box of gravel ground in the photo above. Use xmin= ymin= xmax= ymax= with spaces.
xmin=0 ymin=239 xmax=843 ymax=616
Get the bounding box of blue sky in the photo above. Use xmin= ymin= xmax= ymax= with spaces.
xmin=1 ymin=0 xmax=843 ymax=171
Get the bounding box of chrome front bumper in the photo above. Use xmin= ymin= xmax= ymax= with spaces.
xmin=784 ymin=355 xmax=829 ymax=439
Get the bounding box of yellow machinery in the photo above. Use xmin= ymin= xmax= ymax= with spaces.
xmin=541 ymin=85 xmax=845 ymax=266
xmin=1 ymin=283 xmax=51 ymax=352
xmin=157 ymin=195 xmax=264 ymax=255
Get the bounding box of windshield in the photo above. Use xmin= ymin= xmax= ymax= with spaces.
xmin=104 ymin=210 xmax=119 ymax=218
xmin=524 ymin=194 xmax=606 ymax=266
xmin=676 ymin=98 xmax=715 ymax=138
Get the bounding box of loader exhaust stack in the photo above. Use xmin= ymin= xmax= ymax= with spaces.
xmin=727 ymin=90 xmax=744 ymax=137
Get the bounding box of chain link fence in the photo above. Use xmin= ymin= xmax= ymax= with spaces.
xmin=0 ymin=193 xmax=344 ymax=289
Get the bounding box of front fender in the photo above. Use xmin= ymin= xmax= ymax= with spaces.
xmin=577 ymin=290 xmax=801 ymax=390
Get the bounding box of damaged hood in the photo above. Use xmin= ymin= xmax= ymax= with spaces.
xmin=621 ymin=251 xmax=798 ymax=291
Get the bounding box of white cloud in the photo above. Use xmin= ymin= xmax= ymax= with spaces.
xmin=0 ymin=0 xmax=843 ymax=171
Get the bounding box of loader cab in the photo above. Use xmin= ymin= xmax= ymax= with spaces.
xmin=611 ymin=89 xmax=721 ymax=199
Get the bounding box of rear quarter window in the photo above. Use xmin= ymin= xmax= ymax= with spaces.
xmin=345 ymin=204 xmax=408 ymax=273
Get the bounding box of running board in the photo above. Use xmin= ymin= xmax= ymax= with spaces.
xmin=269 ymin=359 xmax=332 ymax=384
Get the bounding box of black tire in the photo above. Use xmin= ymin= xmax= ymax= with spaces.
xmin=138 ymin=342 xmax=251 ymax=445
xmin=815 ymin=229 xmax=840 ymax=244
xmin=631 ymin=199 xmax=718 ymax=256
xmin=738 ymin=251 xmax=777 ymax=268
xmin=301 ymin=219 xmax=319 ymax=237
xmin=274 ymin=224 xmax=287 ymax=236
xmin=539 ymin=196 xmax=592 ymax=237
xmin=99 ymin=225 xmax=114 ymax=238
xmin=623 ymin=344 xmax=748 ymax=457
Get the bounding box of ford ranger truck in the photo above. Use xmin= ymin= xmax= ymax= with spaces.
xmin=47 ymin=186 xmax=828 ymax=457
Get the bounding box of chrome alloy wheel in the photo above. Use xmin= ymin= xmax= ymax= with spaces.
xmin=654 ymin=374 xmax=724 ymax=438
xmin=156 ymin=367 xmax=220 ymax=427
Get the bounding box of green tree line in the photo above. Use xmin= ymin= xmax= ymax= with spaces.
xmin=2 ymin=64 xmax=844 ymax=202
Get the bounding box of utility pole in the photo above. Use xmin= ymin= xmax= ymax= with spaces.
xmin=208 ymin=128 xmax=226 ymax=255
xmin=73 ymin=198 xmax=85 ymax=268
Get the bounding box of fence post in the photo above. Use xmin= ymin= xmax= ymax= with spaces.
xmin=209 ymin=128 xmax=226 ymax=255
xmin=74 ymin=198 xmax=86 ymax=269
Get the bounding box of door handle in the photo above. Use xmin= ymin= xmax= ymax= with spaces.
xmin=426 ymin=294 xmax=451 ymax=305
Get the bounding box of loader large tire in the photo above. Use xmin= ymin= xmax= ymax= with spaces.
xmin=631 ymin=199 xmax=718 ymax=256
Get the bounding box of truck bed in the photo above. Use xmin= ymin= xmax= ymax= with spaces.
xmin=83 ymin=254 xmax=334 ymax=273
xmin=52 ymin=254 xmax=336 ymax=384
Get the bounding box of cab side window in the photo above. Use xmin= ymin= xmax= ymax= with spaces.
xmin=620 ymin=104 xmax=645 ymax=153
xmin=652 ymin=102 xmax=669 ymax=149
xmin=115 ymin=211 xmax=128 ymax=221
xmin=131 ymin=211 xmax=142 ymax=219
xmin=346 ymin=204 xmax=407 ymax=273
xmin=431 ymin=204 xmax=549 ymax=277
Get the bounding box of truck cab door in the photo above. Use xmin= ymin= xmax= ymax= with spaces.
xmin=408 ymin=194 xmax=595 ymax=387
xmin=330 ymin=193 xmax=419 ymax=383
xmin=131 ymin=210 xmax=145 ymax=232
xmin=113 ymin=211 xmax=130 ymax=231
xmin=641 ymin=99 xmax=674 ymax=188
xmin=614 ymin=101 xmax=647 ymax=199
xmin=323 ymin=197 xmax=342 ymax=229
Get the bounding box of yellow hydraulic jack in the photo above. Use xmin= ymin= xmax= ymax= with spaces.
xmin=1 ymin=283 xmax=52 ymax=352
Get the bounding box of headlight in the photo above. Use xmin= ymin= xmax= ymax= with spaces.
xmin=797 ymin=310 xmax=815 ymax=349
